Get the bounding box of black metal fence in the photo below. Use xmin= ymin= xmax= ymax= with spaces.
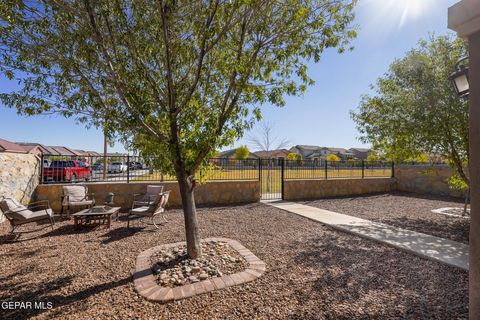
xmin=39 ymin=155 xmax=261 ymax=184
xmin=283 ymin=159 xmax=394 ymax=180
xmin=39 ymin=155 xmax=394 ymax=185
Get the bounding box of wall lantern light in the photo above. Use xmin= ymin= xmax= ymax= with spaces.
xmin=449 ymin=56 xmax=470 ymax=98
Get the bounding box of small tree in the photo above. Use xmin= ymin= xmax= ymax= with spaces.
xmin=367 ymin=154 xmax=380 ymax=163
xmin=351 ymin=35 xmax=469 ymax=188
xmin=248 ymin=122 xmax=290 ymax=153
xmin=234 ymin=146 xmax=250 ymax=160
xmin=352 ymin=35 xmax=470 ymax=213
xmin=0 ymin=0 xmax=357 ymax=259
xmin=326 ymin=154 xmax=341 ymax=162
xmin=287 ymin=152 xmax=298 ymax=161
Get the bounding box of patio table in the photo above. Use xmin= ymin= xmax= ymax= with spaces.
xmin=72 ymin=206 xmax=120 ymax=229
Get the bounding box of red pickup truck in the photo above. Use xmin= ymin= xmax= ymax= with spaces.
xmin=43 ymin=160 xmax=91 ymax=183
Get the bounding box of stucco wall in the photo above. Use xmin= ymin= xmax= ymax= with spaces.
xmin=395 ymin=165 xmax=466 ymax=198
xmin=35 ymin=180 xmax=261 ymax=213
xmin=0 ymin=152 xmax=40 ymax=223
xmin=284 ymin=178 xmax=396 ymax=201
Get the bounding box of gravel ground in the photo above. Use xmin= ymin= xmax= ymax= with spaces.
xmin=302 ymin=192 xmax=470 ymax=244
xmin=0 ymin=202 xmax=468 ymax=319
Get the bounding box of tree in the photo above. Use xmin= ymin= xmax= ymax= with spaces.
xmin=366 ymin=154 xmax=380 ymax=163
xmin=326 ymin=154 xmax=341 ymax=161
xmin=234 ymin=146 xmax=250 ymax=160
xmin=287 ymin=152 xmax=298 ymax=161
xmin=248 ymin=121 xmax=290 ymax=153
xmin=351 ymin=35 xmax=469 ymax=189
xmin=0 ymin=0 xmax=357 ymax=259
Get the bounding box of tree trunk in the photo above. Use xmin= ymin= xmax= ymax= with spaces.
xmin=177 ymin=173 xmax=202 ymax=259
xmin=103 ymin=129 xmax=108 ymax=180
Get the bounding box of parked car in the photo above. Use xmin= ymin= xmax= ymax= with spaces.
xmin=108 ymin=162 xmax=127 ymax=173
xmin=43 ymin=160 xmax=91 ymax=183
xmin=92 ymin=162 xmax=104 ymax=171
xmin=128 ymin=162 xmax=143 ymax=170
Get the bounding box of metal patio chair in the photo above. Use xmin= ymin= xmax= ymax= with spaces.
xmin=131 ymin=185 xmax=164 ymax=209
xmin=127 ymin=191 xmax=170 ymax=229
xmin=61 ymin=185 xmax=95 ymax=217
xmin=0 ymin=196 xmax=54 ymax=240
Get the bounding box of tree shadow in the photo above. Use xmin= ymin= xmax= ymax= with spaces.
xmin=286 ymin=236 xmax=468 ymax=319
xmin=99 ymin=226 xmax=147 ymax=245
xmin=301 ymin=190 xmax=465 ymax=205
xmin=1 ymin=274 xmax=131 ymax=319
xmin=38 ymin=224 xmax=93 ymax=238
xmin=380 ymin=216 xmax=469 ymax=244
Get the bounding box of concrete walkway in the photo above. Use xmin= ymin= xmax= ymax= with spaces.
xmin=265 ymin=200 xmax=469 ymax=271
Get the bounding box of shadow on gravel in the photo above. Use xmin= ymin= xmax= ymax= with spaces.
xmin=1 ymin=274 xmax=131 ymax=319
xmin=381 ymin=216 xmax=469 ymax=244
xmin=99 ymin=226 xmax=147 ymax=245
xmin=288 ymin=236 xmax=468 ymax=319
xmin=301 ymin=191 xmax=466 ymax=205
xmin=38 ymin=224 xmax=93 ymax=238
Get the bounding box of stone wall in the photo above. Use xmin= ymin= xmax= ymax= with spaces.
xmin=284 ymin=178 xmax=396 ymax=201
xmin=395 ymin=165 xmax=466 ymax=198
xmin=35 ymin=180 xmax=261 ymax=213
xmin=0 ymin=152 xmax=41 ymax=223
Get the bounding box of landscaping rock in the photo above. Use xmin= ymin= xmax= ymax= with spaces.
xmin=150 ymin=240 xmax=248 ymax=288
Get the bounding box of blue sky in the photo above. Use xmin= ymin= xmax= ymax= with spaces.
xmin=0 ymin=0 xmax=458 ymax=153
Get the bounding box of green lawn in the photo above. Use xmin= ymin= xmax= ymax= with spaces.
xmin=133 ymin=167 xmax=392 ymax=194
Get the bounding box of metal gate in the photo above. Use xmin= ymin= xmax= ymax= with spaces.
xmin=260 ymin=158 xmax=284 ymax=200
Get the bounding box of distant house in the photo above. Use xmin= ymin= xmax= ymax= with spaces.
xmin=253 ymin=149 xmax=290 ymax=159
xmin=290 ymin=145 xmax=320 ymax=159
xmin=290 ymin=145 xmax=355 ymax=161
xmin=0 ymin=138 xmax=29 ymax=154
xmin=47 ymin=146 xmax=78 ymax=156
xmin=218 ymin=149 xmax=258 ymax=159
xmin=16 ymin=142 xmax=51 ymax=155
xmin=348 ymin=148 xmax=371 ymax=160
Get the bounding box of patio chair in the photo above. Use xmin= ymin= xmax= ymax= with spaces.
xmin=131 ymin=185 xmax=164 ymax=209
xmin=61 ymin=185 xmax=95 ymax=217
xmin=0 ymin=196 xmax=54 ymax=240
xmin=127 ymin=191 xmax=170 ymax=229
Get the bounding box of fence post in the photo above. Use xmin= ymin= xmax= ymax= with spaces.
xmin=40 ymin=153 xmax=44 ymax=184
xmin=127 ymin=154 xmax=130 ymax=183
xmin=361 ymin=160 xmax=365 ymax=179
xmin=281 ymin=158 xmax=285 ymax=200
xmin=391 ymin=161 xmax=395 ymax=178
xmin=324 ymin=160 xmax=328 ymax=180
xmin=258 ymin=158 xmax=261 ymax=181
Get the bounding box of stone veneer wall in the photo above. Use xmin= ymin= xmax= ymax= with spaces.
xmin=395 ymin=165 xmax=466 ymax=198
xmin=0 ymin=152 xmax=41 ymax=223
xmin=283 ymin=178 xmax=396 ymax=201
xmin=35 ymin=180 xmax=261 ymax=213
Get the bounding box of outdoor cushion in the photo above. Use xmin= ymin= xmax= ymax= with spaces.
xmin=63 ymin=186 xmax=87 ymax=203
xmin=0 ymin=198 xmax=52 ymax=222
xmin=0 ymin=198 xmax=28 ymax=215
xmin=24 ymin=208 xmax=53 ymax=221
xmin=130 ymin=206 xmax=151 ymax=215
xmin=11 ymin=209 xmax=53 ymax=224
xmin=146 ymin=185 xmax=164 ymax=195
xmin=68 ymin=200 xmax=94 ymax=207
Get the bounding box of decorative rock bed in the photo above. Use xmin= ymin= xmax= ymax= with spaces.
xmin=133 ymin=237 xmax=266 ymax=303
xmin=151 ymin=240 xmax=249 ymax=287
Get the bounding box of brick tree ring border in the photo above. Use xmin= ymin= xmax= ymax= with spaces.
xmin=133 ymin=237 xmax=266 ymax=303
